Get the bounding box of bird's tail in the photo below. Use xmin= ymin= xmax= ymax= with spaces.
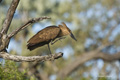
xmin=27 ymin=44 xmax=37 ymax=51
xmin=27 ymin=43 xmax=46 ymax=51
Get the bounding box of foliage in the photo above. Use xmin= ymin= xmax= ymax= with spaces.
xmin=0 ymin=60 xmax=27 ymax=80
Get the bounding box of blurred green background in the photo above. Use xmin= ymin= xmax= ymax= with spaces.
xmin=0 ymin=0 xmax=120 ymax=80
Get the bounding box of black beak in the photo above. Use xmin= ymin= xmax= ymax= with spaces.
xmin=70 ymin=33 xmax=77 ymax=41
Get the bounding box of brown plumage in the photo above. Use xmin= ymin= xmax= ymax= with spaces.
xmin=27 ymin=22 xmax=77 ymax=54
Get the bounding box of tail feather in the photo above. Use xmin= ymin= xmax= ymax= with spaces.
xmin=27 ymin=45 xmax=38 ymax=51
xmin=27 ymin=42 xmax=46 ymax=51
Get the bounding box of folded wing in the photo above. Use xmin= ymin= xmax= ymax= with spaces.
xmin=27 ymin=26 xmax=60 ymax=50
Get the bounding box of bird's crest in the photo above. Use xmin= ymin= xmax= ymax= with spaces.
xmin=61 ymin=22 xmax=67 ymax=27
xmin=61 ymin=22 xmax=71 ymax=32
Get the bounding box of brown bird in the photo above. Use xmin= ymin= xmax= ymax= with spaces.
xmin=27 ymin=22 xmax=77 ymax=54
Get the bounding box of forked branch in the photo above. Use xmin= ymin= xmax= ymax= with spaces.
xmin=0 ymin=0 xmax=62 ymax=62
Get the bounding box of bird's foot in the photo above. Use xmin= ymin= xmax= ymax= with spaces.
xmin=51 ymin=37 xmax=66 ymax=45
xmin=49 ymin=54 xmax=55 ymax=61
xmin=59 ymin=37 xmax=66 ymax=42
xmin=60 ymin=37 xmax=66 ymax=39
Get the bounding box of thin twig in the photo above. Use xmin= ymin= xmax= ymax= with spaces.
xmin=0 ymin=52 xmax=63 ymax=62
xmin=0 ymin=0 xmax=20 ymax=34
xmin=8 ymin=16 xmax=51 ymax=38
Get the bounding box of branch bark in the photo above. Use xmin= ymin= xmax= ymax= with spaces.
xmin=0 ymin=0 xmax=20 ymax=34
xmin=0 ymin=52 xmax=63 ymax=62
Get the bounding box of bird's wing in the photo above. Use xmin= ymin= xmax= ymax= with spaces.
xmin=27 ymin=26 xmax=60 ymax=45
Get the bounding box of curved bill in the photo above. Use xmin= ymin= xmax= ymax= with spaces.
xmin=70 ymin=33 xmax=77 ymax=41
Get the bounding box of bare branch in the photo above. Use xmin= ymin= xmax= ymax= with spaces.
xmin=58 ymin=47 xmax=120 ymax=78
xmin=0 ymin=0 xmax=20 ymax=34
xmin=58 ymin=50 xmax=98 ymax=78
xmin=0 ymin=52 xmax=63 ymax=62
xmin=8 ymin=16 xmax=51 ymax=39
xmin=95 ymin=52 xmax=120 ymax=61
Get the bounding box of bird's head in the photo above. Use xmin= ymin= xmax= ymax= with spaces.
xmin=59 ymin=22 xmax=77 ymax=41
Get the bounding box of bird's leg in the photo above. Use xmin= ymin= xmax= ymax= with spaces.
xmin=51 ymin=37 xmax=66 ymax=45
xmin=48 ymin=44 xmax=54 ymax=61
xmin=48 ymin=44 xmax=52 ymax=55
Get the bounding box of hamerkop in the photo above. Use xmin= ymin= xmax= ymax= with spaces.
xmin=27 ymin=22 xmax=77 ymax=54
